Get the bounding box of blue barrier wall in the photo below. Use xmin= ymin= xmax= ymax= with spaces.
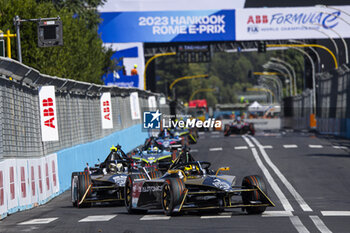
xmin=57 ymin=124 xmax=148 ymax=193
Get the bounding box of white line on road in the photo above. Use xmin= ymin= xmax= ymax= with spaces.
xmin=262 ymin=145 xmax=273 ymax=149
xmin=140 ymin=215 xmax=171 ymax=220
xmin=209 ymin=147 xmax=222 ymax=151
xmin=321 ymin=211 xmax=350 ymax=216
xmin=211 ymin=135 xmax=220 ymax=138
xmin=198 ymin=132 xmax=205 ymax=135
xmin=190 ymin=149 xmax=199 ymax=152
xmin=200 ymin=212 xmax=232 ymax=219
xmin=249 ymin=136 xmax=312 ymax=212
xmin=283 ymin=145 xmax=298 ymax=148
xmin=18 ymin=218 xmax=58 ymax=225
xmin=262 ymin=211 xmax=293 ymax=217
xmin=211 ymin=131 xmax=220 ymax=135
xmin=289 ymin=216 xmax=310 ymax=233
xmin=78 ymin=215 xmax=117 ymax=222
xmin=242 ymin=136 xmax=293 ymax=212
xmin=234 ymin=146 xmax=248 ymax=150
xmin=310 ymin=216 xmax=332 ymax=233
xmin=309 ymin=145 xmax=324 ymax=148
xmin=332 ymin=146 xmax=348 ymax=149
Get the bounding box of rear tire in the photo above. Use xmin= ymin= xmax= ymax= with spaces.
xmin=124 ymin=174 xmax=148 ymax=214
xmin=71 ymin=172 xmax=79 ymax=207
xmin=224 ymin=125 xmax=230 ymax=136
xmin=249 ymin=123 xmax=255 ymax=136
xmin=161 ymin=178 xmax=185 ymax=216
xmin=241 ymin=175 xmax=267 ymax=214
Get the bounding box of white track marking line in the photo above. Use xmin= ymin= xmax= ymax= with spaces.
xmin=289 ymin=216 xmax=310 ymax=233
xmin=309 ymin=145 xmax=324 ymax=148
xmin=18 ymin=218 xmax=58 ymax=225
xmin=190 ymin=149 xmax=199 ymax=152
xmin=198 ymin=132 xmax=205 ymax=135
xmin=262 ymin=145 xmax=273 ymax=149
xmin=262 ymin=211 xmax=293 ymax=217
xmin=332 ymin=146 xmax=347 ymax=149
xmin=310 ymin=216 xmax=332 ymax=233
xmin=209 ymin=147 xmax=222 ymax=151
xmin=321 ymin=211 xmax=350 ymax=216
xmin=78 ymin=215 xmax=117 ymax=222
xmin=283 ymin=144 xmax=298 ymax=148
xmin=234 ymin=146 xmax=248 ymax=150
xmin=140 ymin=215 xmax=170 ymax=220
xmin=242 ymin=136 xmax=293 ymax=212
xmin=200 ymin=212 xmax=232 ymax=219
xmin=249 ymin=136 xmax=312 ymax=212
xmin=211 ymin=135 xmax=220 ymax=138
xmin=243 ymin=136 xmax=255 ymax=148
xmin=211 ymin=131 xmax=220 ymax=135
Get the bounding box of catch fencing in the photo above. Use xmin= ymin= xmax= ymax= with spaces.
xmin=283 ymin=64 xmax=350 ymax=138
xmin=0 ymin=57 xmax=170 ymax=218
xmin=0 ymin=57 xmax=170 ymax=161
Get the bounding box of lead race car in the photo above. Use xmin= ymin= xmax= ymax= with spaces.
xmin=124 ymin=148 xmax=274 ymax=215
xmin=224 ymin=117 xmax=255 ymax=136
xmin=71 ymin=145 xmax=161 ymax=207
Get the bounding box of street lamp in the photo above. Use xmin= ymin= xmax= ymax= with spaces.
xmin=169 ymin=74 xmax=209 ymax=99
xmin=189 ymin=88 xmax=216 ymax=102
xmin=144 ymin=52 xmax=176 ymax=90
xmin=270 ymin=57 xmax=297 ymax=95
xmin=262 ymin=64 xmax=292 ymax=97
xmin=266 ymin=61 xmax=294 ymax=96
xmin=288 ymin=40 xmax=321 ymax=73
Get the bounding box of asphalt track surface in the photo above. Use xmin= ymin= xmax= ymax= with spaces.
xmin=1 ymin=130 xmax=350 ymax=233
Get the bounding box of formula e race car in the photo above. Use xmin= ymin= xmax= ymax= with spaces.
xmin=156 ymin=128 xmax=183 ymax=150
xmin=71 ymin=145 xmax=161 ymax=207
xmin=224 ymin=119 xmax=255 ymax=136
xmin=132 ymin=137 xmax=174 ymax=172
xmin=124 ymin=148 xmax=274 ymax=215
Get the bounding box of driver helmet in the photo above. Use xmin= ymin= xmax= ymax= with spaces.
xmin=237 ymin=116 xmax=241 ymax=123
xmin=116 ymin=163 xmax=123 ymax=172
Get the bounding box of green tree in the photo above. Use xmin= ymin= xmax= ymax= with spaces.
xmin=0 ymin=0 xmax=112 ymax=84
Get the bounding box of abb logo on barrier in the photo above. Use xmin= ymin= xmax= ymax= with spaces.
xmin=100 ymin=92 xmax=113 ymax=129
xmin=103 ymin=100 xmax=111 ymax=120
xmin=42 ymin=98 xmax=55 ymax=128
xmin=247 ymin=15 xmax=268 ymax=24
xmin=39 ymin=86 xmax=59 ymax=141
xmin=0 ymin=171 xmax=3 ymax=206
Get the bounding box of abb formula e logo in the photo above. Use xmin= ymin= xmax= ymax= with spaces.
xmin=247 ymin=15 xmax=268 ymax=24
xmin=39 ymin=86 xmax=59 ymax=141
xmin=247 ymin=15 xmax=268 ymax=33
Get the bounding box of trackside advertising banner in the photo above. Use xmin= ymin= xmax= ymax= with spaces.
xmin=100 ymin=92 xmax=113 ymax=129
xmin=236 ymin=6 xmax=350 ymax=40
xmin=130 ymin=92 xmax=141 ymax=120
xmin=39 ymin=86 xmax=59 ymax=142
xmin=99 ymin=10 xmax=236 ymax=43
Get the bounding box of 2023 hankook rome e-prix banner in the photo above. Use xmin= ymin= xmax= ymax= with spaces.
xmin=98 ymin=6 xmax=350 ymax=43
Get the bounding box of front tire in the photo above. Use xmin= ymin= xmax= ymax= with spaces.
xmin=161 ymin=178 xmax=185 ymax=216
xmin=241 ymin=175 xmax=267 ymax=214
xmin=77 ymin=171 xmax=92 ymax=208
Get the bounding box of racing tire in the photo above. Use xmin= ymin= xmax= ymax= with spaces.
xmin=161 ymin=178 xmax=185 ymax=216
xmin=249 ymin=123 xmax=255 ymax=136
xmin=77 ymin=171 xmax=92 ymax=208
xmin=71 ymin=172 xmax=79 ymax=207
xmin=124 ymin=174 xmax=148 ymax=214
xmin=224 ymin=125 xmax=230 ymax=137
xmin=241 ymin=175 xmax=267 ymax=214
